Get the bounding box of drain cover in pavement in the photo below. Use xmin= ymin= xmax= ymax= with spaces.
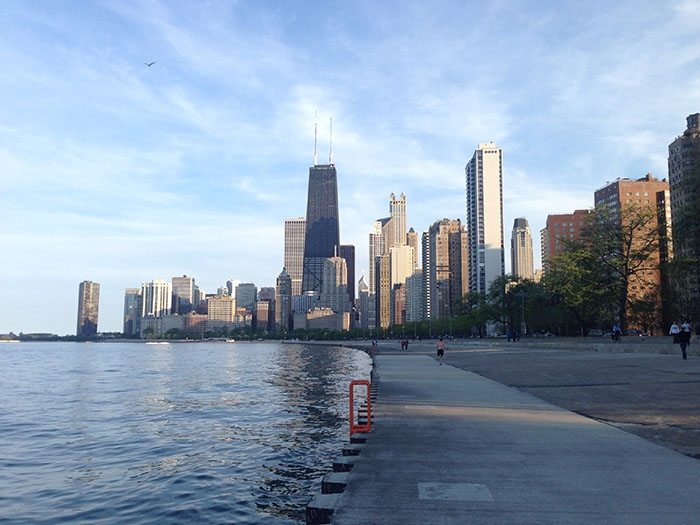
xmin=417 ymin=482 xmax=494 ymax=502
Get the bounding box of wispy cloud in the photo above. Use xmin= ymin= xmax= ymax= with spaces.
xmin=2 ymin=0 xmax=700 ymax=333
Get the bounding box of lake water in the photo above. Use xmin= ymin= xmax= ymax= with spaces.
xmin=0 ymin=341 xmax=372 ymax=524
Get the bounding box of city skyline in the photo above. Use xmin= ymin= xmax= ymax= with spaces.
xmin=3 ymin=1 xmax=700 ymax=334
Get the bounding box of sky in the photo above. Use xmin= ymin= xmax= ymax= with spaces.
xmin=2 ymin=0 xmax=700 ymax=335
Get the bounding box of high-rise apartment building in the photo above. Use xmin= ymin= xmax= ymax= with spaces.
xmin=255 ymin=300 xmax=273 ymax=332
xmin=258 ymin=287 xmax=276 ymax=301
xmin=368 ymin=218 xmax=390 ymax=295
xmin=369 ymin=193 xmax=412 ymax=327
xmin=405 ymin=270 xmax=424 ymax=322
xmin=390 ymin=192 xmax=407 ymax=247
xmin=284 ymin=217 xmax=306 ymax=296
xmin=594 ymin=173 xmax=670 ymax=330
xmin=407 ymin=227 xmax=419 ymax=271
xmin=510 ymin=218 xmax=535 ymax=280
xmin=207 ymin=295 xmax=235 ymax=326
xmin=275 ymin=268 xmax=293 ymax=332
xmin=235 ymin=283 xmax=258 ymax=312
xmin=668 ymin=113 xmax=700 ymax=323
xmin=338 ymin=244 xmax=356 ymax=307
xmin=466 ymin=142 xmax=504 ymax=294
xmin=123 ymin=288 xmax=141 ymax=335
xmin=321 ymin=256 xmax=349 ymax=314
xmin=374 ymin=254 xmax=392 ymax=329
xmin=172 ymin=275 xmax=196 ymax=314
xmin=657 ymin=189 xmax=674 ymax=329
xmin=390 ymin=244 xmax=415 ymax=287
xmin=141 ymin=279 xmax=172 ymax=317
xmin=357 ymin=276 xmax=370 ymax=330
xmin=76 ymin=280 xmax=100 ymax=336
xmin=424 ymin=219 xmax=469 ymax=319
xmin=540 ymin=210 xmax=591 ymax=271
xmin=393 ymin=284 xmax=406 ymax=325
xmin=421 ymin=231 xmax=431 ymax=319
xmin=302 ymin=164 xmax=340 ymax=294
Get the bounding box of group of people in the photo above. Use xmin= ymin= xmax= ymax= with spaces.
xmin=669 ymin=321 xmax=692 ymax=360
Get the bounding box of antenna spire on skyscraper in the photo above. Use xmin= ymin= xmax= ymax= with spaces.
xmin=314 ymin=111 xmax=318 ymax=166
xmin=329 ymin=116 xmax=333 ymax=165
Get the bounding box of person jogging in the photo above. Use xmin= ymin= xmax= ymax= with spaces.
xmin=436 ymin=337 xmax=446 ymax=365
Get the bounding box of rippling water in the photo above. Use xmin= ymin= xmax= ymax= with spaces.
xmin=0 ymin=341 xmax=371 ymax=524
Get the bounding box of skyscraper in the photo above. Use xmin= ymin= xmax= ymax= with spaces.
xmin=338 ymin=244 xmax=356 ymax=307
xmin=235 ymin=283 xmax=258 ymax=312
xmin=424 ymin=219 xmax=468 ymax=319
xmin=275 ymin=268 xmax=292 ymax=332
xmin=357 ymin=276 xmax=370 ymax=330
xmin=510 ymin=218 xmax=535 ymax=280
xmin=405 ymin=270 xmax=424 ymax=322
xmin=375 ymin=254 xmax=391 ymax=329
xmin=321 ymin=256 xmax=349 ymax=314
xmin=302 ymin=163 xmax=340 ymax=294
xmin=390 ymin=244 xmax=414 ymax=287
xmin=407 ymin=227 xmax=419 ymax=271
xmin=668 ymin=113 xmax=700 ymax=323
xmin=141 ymin=279 xmax=172 ymax=317
xmin=172 ymin=275 xmax=195 ymax=314
xmin=466 ymin=142 xmax=504 ymax=294
xmin=369 ymin=193 xmax=411 ymax=327
xmin=390 ymin=192 xmax=407 ymax=247
xmin=421 ymin=231 xmax=431 ymax=319
xmin=284 ymin=217 xmax=306 ymax=296
xmin=258 ymin=287 xmax=276 ymax=302
xmin=368 ymin=218 xmax=391 ymax=295
xmin=123 ymin=287 xmax=141 ymax=335
xmin=76 ymin=280 xmax=100 ymax=336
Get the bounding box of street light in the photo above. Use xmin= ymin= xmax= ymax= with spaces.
xmin=518 ymin=291 xmax=526 ymax=336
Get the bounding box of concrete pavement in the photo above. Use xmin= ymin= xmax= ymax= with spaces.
xmin=329 ymin=353 xmax=700 ymax=524
xmin=358 ymin=338 xmax=700 ymax=459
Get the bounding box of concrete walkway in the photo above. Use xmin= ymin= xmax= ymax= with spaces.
xmin=331 ymin=354 xmax=700 ymax=524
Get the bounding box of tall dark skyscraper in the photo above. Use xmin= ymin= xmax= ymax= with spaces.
xmin=302 ymin=163 xmax=340 ymax=294
xmin=339 ymin=244 xmax=355 ymax=307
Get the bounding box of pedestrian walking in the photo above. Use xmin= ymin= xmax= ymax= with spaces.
xmin=436 ymin=337 xmax=446 ymax=365
xmin=612 ymin=322 xmax=622 ymax=342
xmin=678 ymin=322 xmax=691 ymax=360
xmin=669 ymin=321 xmax=680 ymax=344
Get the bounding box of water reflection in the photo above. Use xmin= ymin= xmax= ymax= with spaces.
xmin=258 ymin=344 xmax=371 ymax=521
xmin=0 ymin=341 xmax=370 ymax=524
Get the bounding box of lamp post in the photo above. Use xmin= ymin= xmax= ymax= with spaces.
xmin=518 ymin=291 xmax=526 ymax=336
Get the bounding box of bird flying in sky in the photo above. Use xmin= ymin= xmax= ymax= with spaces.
xmin=144 ymin=61 xmax=156 ymax=67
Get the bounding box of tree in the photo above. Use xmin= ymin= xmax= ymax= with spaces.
xmin=455 ymin=292 xmax=492 ymax=337
xmin=487 ymin=275 xmax=522 ymax=334
xmin=543 ymin=242 xmax=611 ymax=335
xmin=543 ymin=205 xmax=662 ymax=334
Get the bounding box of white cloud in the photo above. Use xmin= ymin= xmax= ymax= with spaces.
xmin=3 ymin=0 xmax=700 ymax=333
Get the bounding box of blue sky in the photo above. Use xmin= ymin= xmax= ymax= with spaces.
xmin=2 ymin=0 xmax=700 ymax=334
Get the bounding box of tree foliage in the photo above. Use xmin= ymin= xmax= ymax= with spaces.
xmin=543 ymin=205 xmax=661 ymax=334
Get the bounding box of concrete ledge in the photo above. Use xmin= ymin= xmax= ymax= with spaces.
xmin=342 ymin=443 xmax=364 ymax=456
xmin=350 ymin=432 xmax=368 ymax=444
xmin=333 ymin=456 xmax=355 ymax=472
xmin=305 ymin=493 xmax=340 ymax=524
xmin=322 ymin=472 xmax=349 ymax=494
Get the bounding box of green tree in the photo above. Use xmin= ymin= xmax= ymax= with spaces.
xmin=455 ymin=292 xmax=492 ymax=337
xmin=544 ymin=205 xmax=662 ymax=333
